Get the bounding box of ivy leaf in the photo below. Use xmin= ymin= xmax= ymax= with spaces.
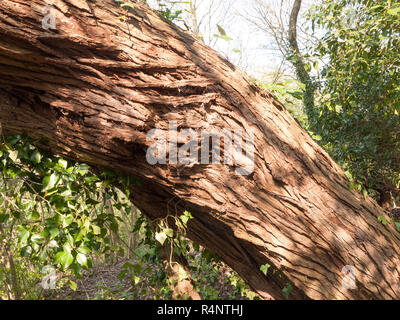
xmin=76 ymin=253 xmax=88 ymax=267
xmin=21 ymin=245 xmax=32 ymax=257
xmin=164 ymin=228 xmax=174 ymax=238
xmin=155 ymin=232 xmax=167 ymax=245
xmin=260 ymin=263 xmax=271 ymax=276
xmin=8 ymin=150 xmax=18 ymax=162
xmin=121 ymin=2 xmax=135 ymax=9
xmin=62 ymin=215 xmax=74 ymax=228
xmin=42 ymin=173 xmax=57 ymax=192
xmin=180 ymin=214 xmax=189 ymax=225
xmin=18 ymin=228 xmax=30 ymax=244
xmin=69 ymin=280 xmax=77 ymax=291
xmin=283 ymin=282 xmax=293 ymax=299
xmin=178 ymin=266 xmax=189 ymax=281
xmin=77 ymin=246 xmax=91 ymax=255
xmin=55 ymin=250 xmax=74 ymax=269
xmin=92 ymin=225 xmax=101 ymax=235
xmin=58 ymin=159 xmax=68 ymax=169
xmin=378 ymin=216 xmax=387 ymax=225
xmin=30 ymin=150 xmax=42 ymax=164
xmin=6 ymin=135 xmax=21 ymax=146
xmin=387 ymin=7 xmax=400 ymax=15
xmin=131 ymin=274 xmax=141 ymax=286
xmin=48 ymin=240 xmax=58 ymax=248
xmin=49 ymin=228 xmax=60 ymax=240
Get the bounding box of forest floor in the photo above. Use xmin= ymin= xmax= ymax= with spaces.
xmin=46 ymin=259 xmax=247 ymax=300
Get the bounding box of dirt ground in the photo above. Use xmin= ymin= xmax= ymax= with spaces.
xmin=49 ymin=259 xmax=250 ymax=300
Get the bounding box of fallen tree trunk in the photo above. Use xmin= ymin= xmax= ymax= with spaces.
xmin=1 ymin=0 xmax=400 ymax=300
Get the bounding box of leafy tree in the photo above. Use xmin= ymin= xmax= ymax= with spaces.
xmin=0 ymin=134 xmax=132 ymax=298
xmin=309 ymin=0 xmax=400 ymax=207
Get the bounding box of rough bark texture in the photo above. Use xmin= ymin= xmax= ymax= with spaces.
xmin=1 ymin=0 xmax=400 ymax=300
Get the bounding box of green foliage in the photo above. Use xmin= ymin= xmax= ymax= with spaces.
xmin=156 ymin=1 xmax=188 ymax=22
xmin=116 ymin=209 xmax=256 ymax=300
xmin=378 ymin=215 xmax=388 ymax=226
xmin=213 ymin=24 xmax=233 ymax=42
xmin=282 ymin=282 xmax=293 ymax=299
xmin=115 ymin=0 xmax=187 ymax=22
xmin=260 ymin=263 xmax=270 ymax=276
xmin=309 ymin=0 xmax=400 ymax=198
xmin=0 ymin=134 xmax=132 ymax=298
xmin=260 ymin=79 xmax=308 ymax=126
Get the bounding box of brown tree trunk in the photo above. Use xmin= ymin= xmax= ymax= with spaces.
xmin=288 ymin=0 xmax=315 ymax=118
xmin=378 ymin=190 xmax=392 ymax=212
xmin=158 ymin=240 xmax=201 ymax=300
xmin=1 ymin=0 xmax=400 ymax=300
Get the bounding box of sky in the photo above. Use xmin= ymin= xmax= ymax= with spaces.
xmin=147 ymin=0 xmax=317 ymax=79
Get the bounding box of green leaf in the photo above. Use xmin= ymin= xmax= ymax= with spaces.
xmin=260 ymin=263 xmax=270 ymax=275
xmin=18 ymin=228 xmax=30 ymax=244
xmin=0 ymin=213 xmax=9 ymax=223
xmin=30 ymin=150 xmax=42 ymax=164
xmin=55 ymin=250 xmax=74 ymax=269
xmin=6 ymin=135 xmax=21 ymax=146
xmin=92 ymin=225 xmax=101 ymax=235
xmin=387 ymin=7 xmax=400 ymax=15
xmin=49 ymin=228 xmax=59 ymax=240
xmin=8 ymin=150 xmax=18 ymax=162
xmin=178 ymin=265 xmax=189 ymax=281
xmin=77 ymin=246 xmax=91 ymax=255
xmin=58 ymin=159 xmax=68 ymax=169
xmin=283 ymin=282 xmax=293 ymax=299
xmin=69 ymin=280 xmax=77 ymax=291
xmin=378 ymin=216 xmax=387 ymax=225
xmin=63 ymin=243 xmax=72 ymax=254
xmin=155 ymin=232 xmax=167 ymax=245
xmin=62 ymin=215 xmax=74 ymax=228
xmin=180 ymin=214 xmax=189 ymax=225
xmin=48 ymin=240 xmax=58 ymax=248
xmin=164 ymin=228 xmax=174 ymax=238
xmin=76 ymin=253 xmax=88 ymax=267
xmin=313 ymin=61 xmax=319 ymax=72
xmin=42 ymin=173 xmax=57 ymax=192
xmin=118 ymin=270 xmax=128 ymax=280
xmin=21 ymin=245 xmax=32 ymax=257
xmin=110 ymin=221 xmax=119 ymax=232
xmin=121 ymin=2 xmax=135 ymax=9
xmin=131 ymin=274 xmax=141 ymax=286
xmin=31 ymin=234 xmax=42 ymax=243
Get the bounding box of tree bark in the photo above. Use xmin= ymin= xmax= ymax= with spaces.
xmin=1 ymin=0 xmax=400 ymax=300
xmin=288 ymin=0 xmax=316 ymax=119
